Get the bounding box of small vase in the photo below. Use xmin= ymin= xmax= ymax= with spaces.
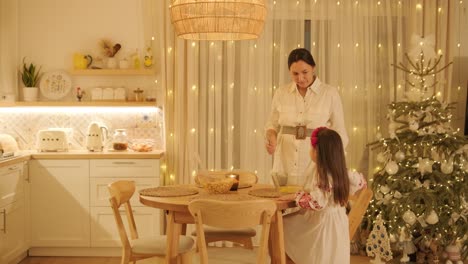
xmin=23 ymin=87 xmax=39 ymax=102
xmin=107 ymin=57 xmax=117 ymax=69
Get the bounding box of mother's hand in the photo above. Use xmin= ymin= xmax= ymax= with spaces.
xmin=265 ymin=130 xmax=277 ymax=155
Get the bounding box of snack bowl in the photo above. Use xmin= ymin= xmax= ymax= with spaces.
xmin=203 ymin=178 xmax=234 ymax=194
xmin=130 ymin=139 xmax=154 ymax=152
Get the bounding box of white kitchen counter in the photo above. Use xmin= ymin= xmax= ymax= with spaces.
xmin=0 ymin=150 xmax=164 ymax=168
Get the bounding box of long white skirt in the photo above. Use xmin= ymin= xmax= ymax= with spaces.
xmin=283 ymin=206 xmax=350 ymax=264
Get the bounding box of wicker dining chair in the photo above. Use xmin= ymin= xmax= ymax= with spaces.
xmin=189 ymin=199 xmax=276 ymax=264
xmin=108 ymin=180 xmax=195 ymax=264
xmin=193 ymin=170 xmax=258 ymax=249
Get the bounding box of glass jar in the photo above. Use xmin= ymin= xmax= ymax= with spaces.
xmin=112 ymin=129 xmax=128 ymax=150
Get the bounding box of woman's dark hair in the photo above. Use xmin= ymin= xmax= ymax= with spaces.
xmin=288 ymin=48 xmax=316 ymax=69
xmin=314 ymin=128 xmax=349 ymax=206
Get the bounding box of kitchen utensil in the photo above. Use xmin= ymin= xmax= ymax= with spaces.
xmin=86 ymin=122 xmax=108 ymax=152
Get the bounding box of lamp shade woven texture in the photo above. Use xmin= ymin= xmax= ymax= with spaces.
xmin=170 ymin=0 xmax=267 ymax=40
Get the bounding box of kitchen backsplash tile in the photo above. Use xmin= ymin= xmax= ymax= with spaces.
xmin=0 ymin=111 xmax=164 ymax=151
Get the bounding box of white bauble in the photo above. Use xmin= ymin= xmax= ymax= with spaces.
xmin=403 ymin=210 xmax=417 ymax=225
xmin=437 ymin=125 xmax=446 ymax=134
xmin=425 ymin=210 xmax=439 ymax=225
xmin=385 ymin=161 xmax=399 ymax=175
xmin=441 ymin=160 xmax=454 ymax=174
xmin=380 ymin=185 xmax=390 ymax=194
xmin=377 ymin=152 xmax=387 ymax=163
xmin=394 ymin=191 xmax=402 ymax=199
xmin=395 ymin=151 xmax=405 ymax=162
xmin=409 ymin=120 xmax=419 ymax=131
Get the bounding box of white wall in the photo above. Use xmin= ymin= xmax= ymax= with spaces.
xmin=16 ymin=0 xmax=160 ymax=102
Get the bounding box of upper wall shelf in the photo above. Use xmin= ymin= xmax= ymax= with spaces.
xmin=69 ymin=69 xmax=155 ymax=76
xmin=0 ymin=102 xmax=157 ymax=107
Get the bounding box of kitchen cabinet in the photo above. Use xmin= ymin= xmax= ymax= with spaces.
xmin=29 ymin=160 xmax=90 ymax=247
xmin=0 ymin=162 xmax=28 ymax=264
xmin=89 ymin=159 xmax=161 ymax=247
xmin=0 ymin=200 xmax=27 ymax=264
xmin=0 ymin=163 xmax=24 ymax=208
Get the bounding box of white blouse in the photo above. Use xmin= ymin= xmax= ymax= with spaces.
xmin=265 ymin=78 xmax=348 ymax=185
xmin=265 ymin=78 xmax=348 ymax=147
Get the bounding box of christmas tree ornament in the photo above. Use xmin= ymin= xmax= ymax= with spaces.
xmin=366 ymin=215 xmax=393 ymax=263
xmin=393 ymin=191 xmax=402 ymax=199
xmin=377 ymin=152 xmax=387 ymax=163
xmin=441 ymin=159 xmax=454 ymax=174
xmin=385 ymin=161 xmax=399 ymax=175
xmin=443 ymin=243 xmax=463 ymax=264
xmin=398 ymin=227 xmax=416 ymax=263
xmin=394 ymin=151 xmax=405 ymax=162
xmin=425 ymin=210 xmax=439 ymax=225
xmin=431 ymin=148 xmax=441 ymax=162
xmin=388 ymin=122 xmax=398 ymax=134
xmin=413 ymin=158 xmax=434 ymax=176
xmin=380 ymin=185 xmax=390 ymax=194
xmin=402 ymin=210 xmax=417 ymax=225
xmin=436 ymin=124 xmax=446 ymax=134
xmin=409 ymin=120 xmax=419 ymax=131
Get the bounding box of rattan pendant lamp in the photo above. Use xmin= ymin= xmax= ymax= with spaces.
xmin=169 ymin=0 xmax=267 ymax=41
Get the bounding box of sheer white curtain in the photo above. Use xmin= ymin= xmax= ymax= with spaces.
xmin=144 ymin=0 xmax=457 ymax=185
xmin=0 ymin=0 xmax=18 ymax=98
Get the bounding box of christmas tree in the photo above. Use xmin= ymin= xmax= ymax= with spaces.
xmin=366 ymin=215 xmax=393 ymax=263
xmin=365 ymin=38 xmax=468 ymax=257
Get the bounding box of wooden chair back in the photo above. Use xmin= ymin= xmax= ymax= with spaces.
xmin=108 ymin=180 xmax=139 ymax=250
xmin=188 ymin=199 xmax=276 ymax=264
xmin=348 ymin=188 xmax=373 ymax=240
xmin=195 ymin=170 xmax=258 ymax=185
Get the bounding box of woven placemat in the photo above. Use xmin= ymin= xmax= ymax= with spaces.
xmin=248 ymin=188 xmax=282 ymax=198
xmin=190 ymin=193 xmax=260 ymax=201
xmin=139 ymin=186 xmax=199 ymax=197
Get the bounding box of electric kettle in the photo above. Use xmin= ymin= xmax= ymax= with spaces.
xmin=86 ymin=122 xmax=108 ymax=152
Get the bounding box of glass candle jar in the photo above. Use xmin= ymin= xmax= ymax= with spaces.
xmin=112 ymin=129 xmax=128 ymax=150
xmin=225 ymin=173 xmax=240 ymax=191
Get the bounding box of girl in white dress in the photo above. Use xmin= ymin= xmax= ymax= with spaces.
xmin=280 ymin=127 xmax=366 ymax=264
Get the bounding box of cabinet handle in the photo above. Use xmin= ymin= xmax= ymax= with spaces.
xmin=112 ymin=161 xmax=136 ymax=165
xmin=25 ymin=172 xmax=30 ymax=183
xmin=1 ymin=209 xmax=5 ymax=234
xmin=8 ymin=167 xmax=17 ymax=171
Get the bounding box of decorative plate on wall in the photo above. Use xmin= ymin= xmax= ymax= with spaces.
xmin=39 ymin=71 xmax=72 ymax=100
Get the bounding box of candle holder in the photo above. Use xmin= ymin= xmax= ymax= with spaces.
xmin=225 ymin=173 xmax=240 ymax=191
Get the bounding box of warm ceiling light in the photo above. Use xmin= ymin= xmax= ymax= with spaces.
xmin=169 ymin=0 xmax=267 ymax=41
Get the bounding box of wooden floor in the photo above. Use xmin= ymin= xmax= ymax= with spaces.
xmin=19 ymin=255 xmax=372 ymax=264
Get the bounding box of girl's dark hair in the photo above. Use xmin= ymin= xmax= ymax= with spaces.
xmin=314 ymin=128 xmax=349 ymax=206
xmin=288 ymin=48 xmax=316 ymax=69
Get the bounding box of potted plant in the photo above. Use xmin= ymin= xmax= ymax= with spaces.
xmin=19 ymin=58 xmax=42 ymax=101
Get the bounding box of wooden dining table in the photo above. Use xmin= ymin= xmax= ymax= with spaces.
xmin=139 ymin=184 xmax=296 ymax=264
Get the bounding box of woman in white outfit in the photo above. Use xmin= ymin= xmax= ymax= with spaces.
xmin=265 ymin=48 xmax=348 ymax=185
xmin=280 ymin=127 xmax=366 ymax=264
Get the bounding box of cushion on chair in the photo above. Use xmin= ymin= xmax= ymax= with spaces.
xmin=131 ymin=235 xmax=194 ymax=255
xmin=191 ymin=226 xmax=256 ymax=237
